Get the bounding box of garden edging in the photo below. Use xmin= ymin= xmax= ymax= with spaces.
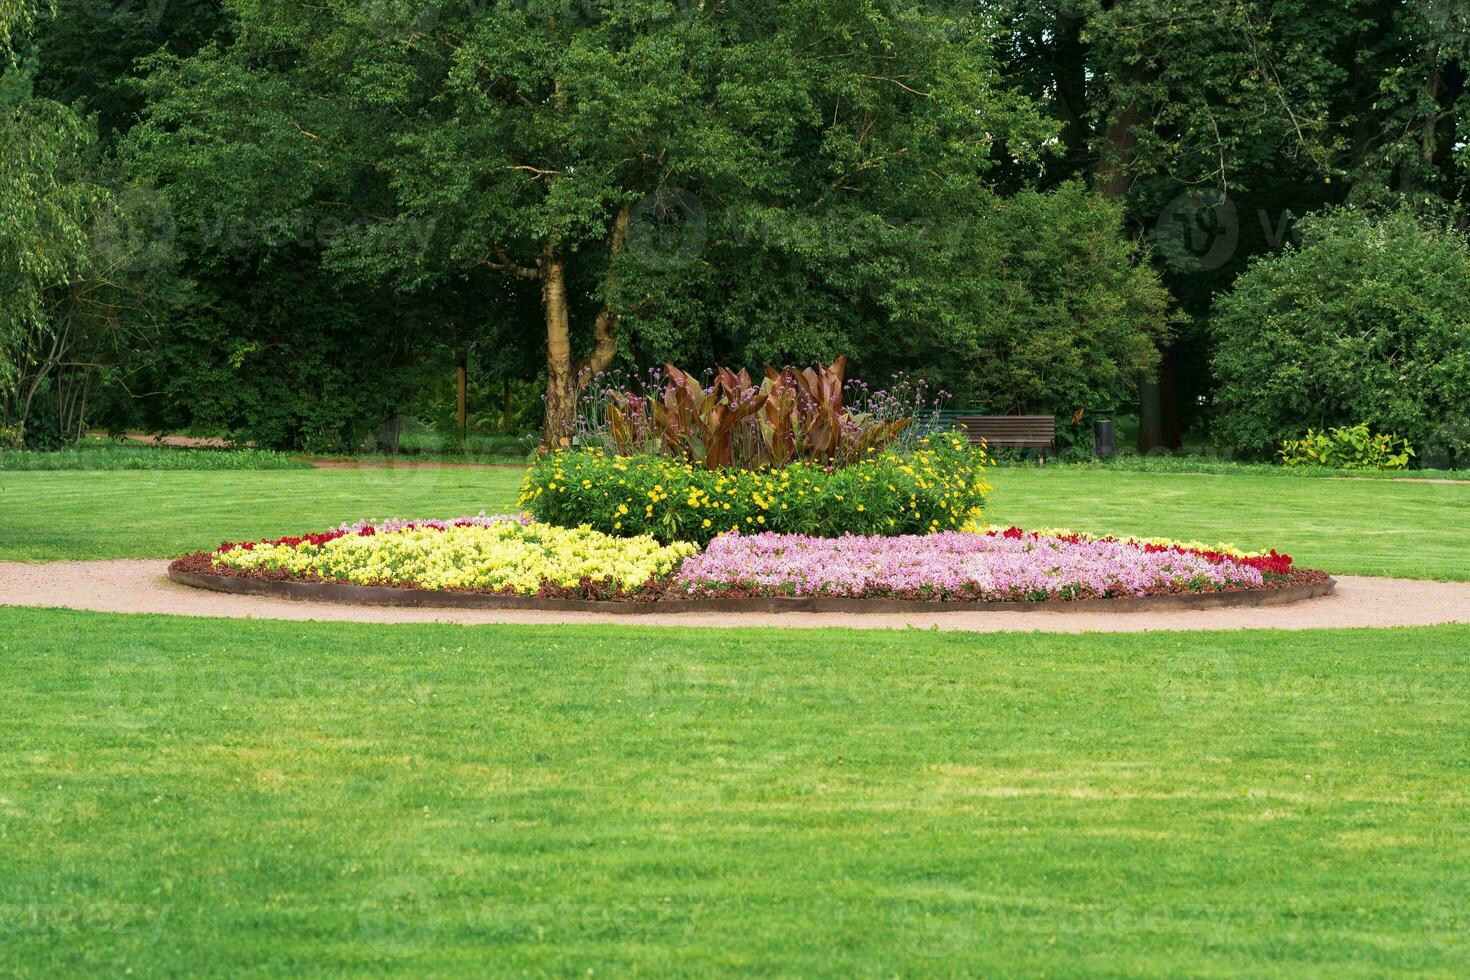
xmin=168 ymin=566 xmax=1336 ymax=614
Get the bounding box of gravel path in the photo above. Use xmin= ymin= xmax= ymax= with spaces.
xmin=3 ymin=560 xmax=1468 ymax=632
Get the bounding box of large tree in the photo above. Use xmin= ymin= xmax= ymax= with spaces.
xmin=130 ymin=0 xmax=1089 ymax=445
xmin=1 ymin=4 xmax=144 ymax=446
xmin=997 ymin=0 xmax=1469 ymax=450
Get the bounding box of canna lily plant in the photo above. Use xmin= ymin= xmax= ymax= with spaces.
xmin=603 ymin=358 xmax=913 ymax=470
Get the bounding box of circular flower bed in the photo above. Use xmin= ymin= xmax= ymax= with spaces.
xmin=171 ymin=515 xmax=1326 ymax=604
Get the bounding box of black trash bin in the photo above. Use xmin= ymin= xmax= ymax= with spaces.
xmin=1093 ymin=418 xmax=1116 ymax=458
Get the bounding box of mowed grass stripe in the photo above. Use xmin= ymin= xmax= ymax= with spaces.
xmin=2 ymin=466 xmax=1466 ymax=580
xmin=2 ymin=607 xmax=1469 ymax=976
xmin=0 ymin=467 xmax=525 ymax=561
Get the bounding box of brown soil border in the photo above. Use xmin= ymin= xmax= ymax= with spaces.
xmin=169 ymin=566 xmax=1335 ymax=615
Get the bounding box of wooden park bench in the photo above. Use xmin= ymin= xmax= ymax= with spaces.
xmin=954 ymin=414 xmax=1056 ymax=462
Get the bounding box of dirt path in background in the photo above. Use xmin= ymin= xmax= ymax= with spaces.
xmin=1323 ymin=476 xmax=1470 ymax=485
xmin=95 ymin=432 xmax=246 ymax=448
xmin=87 ymin=435 xmax=521 ymax=467
xmin=3 ymin=560 xmax=1467 ymax=632
xmin=297 ymin=458 xmax=524 ymax=470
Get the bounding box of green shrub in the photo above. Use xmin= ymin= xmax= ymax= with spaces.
xmin=1278 ymin=423 xmax=1414 ymax=471
xmin=519 ymin=434 xmax=993 ymax=546
xmin=1212 ymin=208 xmax=1470 ymax=460
xmin=0 ymin=441 xmax=308 ymax=470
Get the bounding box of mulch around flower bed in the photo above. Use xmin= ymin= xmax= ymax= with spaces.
xmin=169 ymin=551 xmax=1333 ymax=613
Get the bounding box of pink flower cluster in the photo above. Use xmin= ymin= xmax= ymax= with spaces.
xmin=675 ymin=531 xmax=1267 ymax=600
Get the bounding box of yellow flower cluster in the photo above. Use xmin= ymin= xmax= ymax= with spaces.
xmin=213 ymin=522 xmax=698 ymax=594
xmin=519 ymin=432 xmax=994 ymax=544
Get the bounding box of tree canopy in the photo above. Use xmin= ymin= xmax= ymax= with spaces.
xmin=2 ymin=0 xmax=1466 ymax=452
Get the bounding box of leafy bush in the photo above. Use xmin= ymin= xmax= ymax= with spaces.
xmin=1278 ymin=424 xmax=1414 ymax=471
xmin=130 ymin=256 xmax=443 ymax=454
xmin=520 ymin=433 xmax=993 ymax=546
xmin=1212 ymin=208 xmax=1470 ymax=460
xmin=0 ymin=441 xmax=308 ymax=470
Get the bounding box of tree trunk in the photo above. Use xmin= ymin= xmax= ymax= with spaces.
xmin=455 ymin=349 xmax=467 ymax=452
xmin=583 ymin=202 xmax=631 ymax=379
xmin=540 ymin=245 xmax=576 ymax=448
xmin=1422 ymin=65 xmax=1444 ymax=170
xmin=1348 ymin=5 xmax=1394 ymax=178
xmin=538 ymin=201 xmax=632 ymax=450
xmin=1139 ymin=344 xmax=1182 ymax=452
xmin=1094 ymin=59 xmax=1174 ymax=451
xmin=1053 ymin=10 xmax=1090 ymax=182
xmin=1095 ymin=66 xmax=1145 ymax=199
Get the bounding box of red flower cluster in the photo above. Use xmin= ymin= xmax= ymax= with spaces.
xmin=217 ymin=527 xmax=363 ymax=553
xmin=215 ymin=518 xmax=498 ymax=555
xmin=1140 ymin=542 xmax=1293 ymax=576
xmin=987 ymin=526 xmax=1294 ymax=578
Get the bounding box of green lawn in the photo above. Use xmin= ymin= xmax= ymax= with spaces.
xmin=3 ymin=607 xmax=1468 ymax=976
xmin=985 ymin=468 xmax=1470 ymax=581
xmin=3 ymin=465 xmax=1465 ymax=579
xmin=0 ymin=468 xmax=525 ymax=561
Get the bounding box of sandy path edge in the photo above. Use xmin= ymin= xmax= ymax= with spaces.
xmin=2 ymin=560 xmax=1467 ymax=633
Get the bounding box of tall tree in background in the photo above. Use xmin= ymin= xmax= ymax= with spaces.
xmin=1 ymin=1 xmax=156 ymax=446
xmin=336 ymin=0 xmax=1066 ymax=444
xmin=130 ymin=0 xmax=1093 ymax=446
xmin=998 ymin=0 xmax=1468 ymax=451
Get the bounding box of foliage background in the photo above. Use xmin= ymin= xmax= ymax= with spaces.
xmin=1212 ymin=209 xmax=1470 ymax=463
xmin=2 ymin=0 xmax=1467 ymax=456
